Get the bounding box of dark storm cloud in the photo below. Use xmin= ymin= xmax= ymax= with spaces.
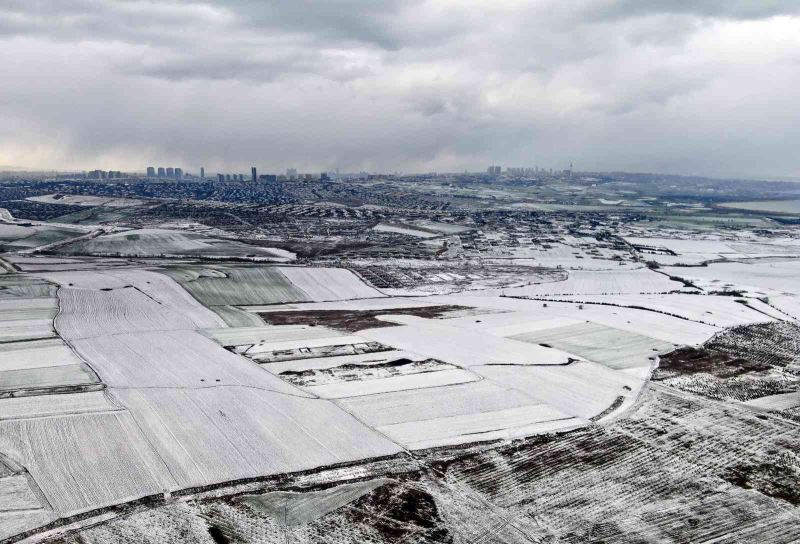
xmin=0 ymin=1 xmax=798 ymax=178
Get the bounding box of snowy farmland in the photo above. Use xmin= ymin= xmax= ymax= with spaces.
xmin=164 ymin=265 xmax=382 ymax=306
xmin=489 ymin=267 xmax=687 ymax=297
xmin=26 ymin=194 xmax=144 ymax=208
xmin=532 ymin=293 xmax=781 ymax=327
xmin=0 ymin=199 xmax=798 ymax=543
xmin=56 ymin=228 xmax=294 ymax=261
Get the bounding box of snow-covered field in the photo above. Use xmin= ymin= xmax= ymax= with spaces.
xmin=339 ymin=380 xmax=583 ymax=449
xmin=201 ymin=324 xmax=341 ymax=348
xmin=373 ymin=222 xmax=439 ymax=238
xmin=360 ymin=315 xmax=581 ymax=366
xmin=1 ymin=268 xmax=402 ymax=518
xmin=58 ymin=229 xmax=293 ymax=261
xmin=56 ymin=287 xmax=214 ymax=339
xmin=0 ymin=297 xmax=57 ymax=342
xmin=662 ymin=260 xmax=800 ymax=297
xmin=306 ymin=369 xmax=479 ymax=399
xmin=165 ymin=265 xmax=309 ymax=307
xmin=376 ymin=403 xmax=580 ymax=450
xmin=0 ymin=410 xmax=171 ymax=515
xmin=625 ymin=236 xmax=800 ymax=265
xmin=277 ymin=267 xmax=384 ymax=301
xmin=532 ymin=293 xmax=779 ymax=327
xmin=26 ymin=194 xmax=144 ymax=207
xmin=509 ymin=321 xmax=674 ymax=370
xmin=2 ymin=213 xmax=797 ymax=541
xmin=426 ymin=294 xmax=719 ymax=345
xmin=491 ymin=268 xmax=685 ymax=297
xmin=0 ymin=391 xmax=121 ymax=420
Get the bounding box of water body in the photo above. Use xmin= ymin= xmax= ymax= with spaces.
xmin=718 ymin=200 xmax=800 ymax=213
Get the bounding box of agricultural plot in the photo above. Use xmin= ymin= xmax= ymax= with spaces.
xmin=532 ymin=293 xmax=779 ymax=327
xmin=211 ymin=304 xmax=266 ymax=327
xmin=71 ymin=330 xmax=303 ymax=393
xmin=374 ymin=219 xmax=470 ymax=238
xmin=0 ymin=297 xmax=58 ymax=342
xmin=305 ymin=368 xmax=479 ymax=399
xmin=56 ymin=228 xmax=293 ymax=261
xmin=0 ymin=224 xmax=87 ymax=252
xmin=55 ymin=287 xmax=213 ymax=339
xmin=0 ymin=411 xmax=173 ymax=516
xmin=240 ymin=478 xmax=392 ymax=527
xmin=770 ymin=295 xmax=800 ymax=320
xmin=339 ymin=380 xmax=548 ymax=428
xmin=0 ymin=276 xmax=57 ymax=299
xmin=0 ymin=391 xmax=121 ymax=420
xmin=626 ymin=236 xmax=800 ymax=265
xmin=354 ymin=262 xmax=567 ymax=296
xmin=252 ymin=296 xmax=446 ymax=313
xmin=4 ymin=255 xmax=84 ymax=269
xmin=340 ymin=380 xmax=582 ymax=450
xmin=6 ymin=256 xmax=141 ymax=275
xmin=0 ymin=338 xmax=91 ymax=372
xmin=375 ymin=404 xmax=579 ymax=450
xmin=509 ymin=321 xmax=675 ymax=370
xmin=276 ymin=267 xmax=383 ymax=301
xmin=0 ymin=509 xmax=56 ymax=542
xmin=744 ymin=391 xmax=800 ymax=411
xmin=654 ymin=322 xmax=800 ymax=408
xmin=494 ymin=268 xmax=686 ymax=297
xmin=26 ymin=194 xmax=143 ymax=207
xmin=162 ymin=266 xmax=309 ymax=307
xmin=112 ymin=387 xmax=401 ymax=489
xmin=373 ymin=222 xmax=439 ymax=238
xmin=201 ymin=324 xmax=341 ymax=349
xmin=359 ymin=315 xmax=580 ymax=366
xmin=662 ymin=259 xmax=800 ymax=298
xmin=411 ymin=293 xmax=718 ymax=346
xmin=474 ymin=361 xmax=644 ymax=421
xmin=502 ymin=241 xmax=633 ymax=270
xmin=48 ymin=385 xmax=800 ymax=544
xmin=257 ymin=305 xmax=470 ymax=333
xmin=163 ymin=265 xmax=385 ymax=327
xmin=40 ymin=269 xmax=227 ymax=330
xmin=0 ymin=363 xmax=98 ymax=394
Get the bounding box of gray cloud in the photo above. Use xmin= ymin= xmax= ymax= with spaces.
xmin=0 ymin=1 xmax=798 ymax=178
xmin=579 ymin=0 xmax=800 ymax=22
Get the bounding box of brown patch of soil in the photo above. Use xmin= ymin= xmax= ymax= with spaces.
xmin=721 ymin=462 xmax=800 ymax=505
xmin=655 ymin=347 xmax=771 ymax=379
xmin=345 ymin=482 xmax=452 ymax=543
xmin=258 ymin=305 xmax=471 ymax=333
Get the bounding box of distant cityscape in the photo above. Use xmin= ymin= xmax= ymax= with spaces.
xmin=50 ymin=165 xmax=575 ymax=183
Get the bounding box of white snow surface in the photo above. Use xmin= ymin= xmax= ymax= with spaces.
xmin=360 ymin=315 xmax=581 ymax=366
xmin=487 ymin=268 xmax=685 ymax=297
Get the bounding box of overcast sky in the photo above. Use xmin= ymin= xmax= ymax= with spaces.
xmin=1 ymin=1 xmax=799 ymax=178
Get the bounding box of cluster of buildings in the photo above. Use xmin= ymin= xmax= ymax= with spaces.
xmin=86 ymin=170 xmax=126 ymax=179
xmin=487 ymin=165 xmax=571 ymax=178
xmin=141 ymin=165 xmax=341 ymax=184
xmin=146 ymin=166 xmax=184 ymax=179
